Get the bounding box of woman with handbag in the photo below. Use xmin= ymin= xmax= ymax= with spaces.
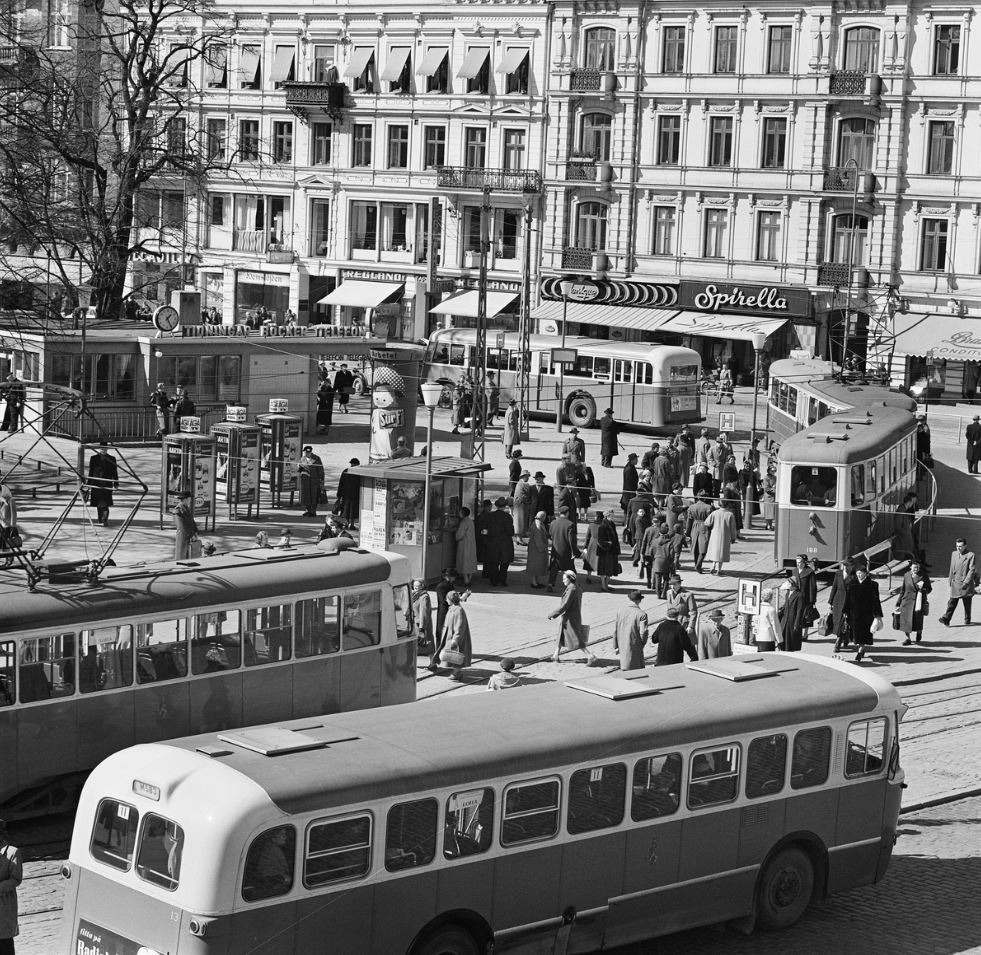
xmin=431 ymin=590 xmax=472 ymax=681
xmin=895 ymin=559 xmax=932 ymax=645
xmin=548 ymin=570 xmax=599 ymax=665
xmin=792 ymin=554 xmax=818 ymax=640
xmin=843 ymin=563 xmax=883 ymax=663
xmin=830 ymin=559 xmax=856 ymax=651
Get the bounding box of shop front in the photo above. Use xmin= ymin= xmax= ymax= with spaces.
xmin=428 ymin=281 xmax=522 ymax=335
xmin=319 ymin=269 xmax=410 ymax=339
xmin=234 ymin=268 xmax=291 ymax=325
xmin=886 ymin=312 xmax=981 ymax=401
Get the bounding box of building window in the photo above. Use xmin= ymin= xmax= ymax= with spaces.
xmin=657 ymin=115 xmax=681 ymax=165
xmin=350 ymin=49 xmax=376 ymax=94
xmin=313 ymin=44 xmax=336 ymax=83
xmin=927 ymin=121 xmax=954 ymax=175
xmin=239 ymin=44 xmax=261 ymax=89
xmin=837 ymin=117 xmax=875 ymax=169
xmin=381 ymin=203 xmax=409 ymax=251
xmin=311 ymin=122 xmax=332 ymax=165
xmin=384 ymin=47 xmax=412 ymax=93
xmin=464 ymin=127 xmax=487 ymax=168
xmin=767 ymin=25 xmax=792 ymax=74
xmin=387 ymin=125 xmax=409 ymax=169
xmin=463 ymin=206 xmax=482 ymax=254
xmin=209 ymin=193 xmax=226 ymax=227
xmin=49 ymin=0 xmax=70 ymax=47
xmin=502 ymin=129 xmax=526 ymax=171
xmin=708 ymin=116 xmax=733 ymax=167
xmin=423 ymin=126 xmax=446 ymax=169
xmin=238 ymin=120 xmax=259 ymax=161
xmin=503 ymin=49 xmax=529 ymax=94
xmin=920 ymin=218 xmax=949 ymax=272
xmin=423 ymin=48 xmax=449 ymax=93
xmin=205 ymin=118 xmax=226 ymax=161
xmin=310 ymin=199 xmax=330 ymax=256
xmin=583 ymin=27 xmax=615 ymax=71
xmin=204 ymin=44 xmax=227 ymax=88
xmin=272 ymin=121 xmax=293 ymax=164
xmin=653 ymin=206 xmax=676 ymax=256
xmin=842 ymin=26 xmax=879 ymax=72
xmin=663 ymin=26 xmax=686 ymax=73
xmin=351 ymin=201 xmax=378 ymax=251
xmin=703 ymin=208 xmax=728 ymax=258
xmin=462 ymin=48 xmax=490 ymax=95
xmin=497 ymin=210 xmax=520 ymax=259
xmin=167 ymin=43 xmax=188 ymax=87
xmin=576 ymin=201 xmax=607 ymax=251
xmin=271 ymin=45 xmax=296 ymax=89
xmin=933 ymin=25 xmax=960 ymax=75
xmin=761 ymin=117 xmax=787 ymax=169
xmin=352 ymin=124 xmax=372 ymax=167
xmin=581 ymin=113 xmax=612 ymax=161
xmin=831 ymin=214 xmax=868 ymax=265
xmin=756 ymin=211 xmax=781 ymax=261
xmin=714 ymin=26 xmax=737 ymax=74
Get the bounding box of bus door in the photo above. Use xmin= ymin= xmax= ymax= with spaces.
xmin=633 ymin=361 xmax=655 ymax=425
xmin=613 ymin=359 xmax=635 ymax=421
xmin=536 ymin=350 xmax=557 ymax=416
xmin=591 ymin=355 xmax=614 ymax=412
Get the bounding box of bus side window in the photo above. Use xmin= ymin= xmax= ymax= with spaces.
xmin=342 ymin=590 xmax=382 ymax=650
xmin=79 ymin=626 xmax=134 ymax=693
xmin=0 ymin=640 xmax=13 ymax=706
xmin=845 ymin=717 xmax=888 ymax=777
xmin=567 ymin=763 xmax=626 ymax=834
xmin=19 ymin=633 xmax=76 ymax=702
xmin=191 ymin=609 xmax=242 ymax=674
xmin=448 ymin=345 xmax=465 ymax=367
xmin=444 ymin=787 xmax=494 ymax=859
xmin=91 ymin=799 xmax=140 ymax=871
xmin=572 ymin=354 xmax=593 ymax=377
xmin=295 ymin=596 xmax=340 ymax=657
xmin=639 ymin=362 xmax=653 ymax=386
xmin=385 ymin=798 xmax=437 ymax=871
xmin=244 ymin=605 xmax=292 ymax=666
xmin=614 ymin=359 xmax=632 ymax=383
xmin=136 ymin=620 xmax=188 ymax=684
xmin=790 ymin=726 xmax=831 ymax=789
xmin=631 ymin=753 xmax=682 ymax=821
xmin=687 ymin=744 xmax=740 ymax=809
xmin=501 ymin=779 xmax=560 ymax=846
xmin=304 ymin=814 xmax=372 ymax=886
xmin=850 ymin=465 xmax=865 ymax=506
xmin=136 ymin=814 xmax=184 ymax=891
xmin=243 ymin=825 xmax=295 ymax=901
xmin=592 ymin=356 xmax=610 ymax=379
xmin=746 ymin=734 xmax=787 ymax=799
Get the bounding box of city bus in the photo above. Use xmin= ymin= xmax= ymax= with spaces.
xmin=423 ymin=329 xmax=701 ymax=431
xmin=767 ymin=357 xmax=916 ymax=444
xmin=774 ymin=405 xmax=917 ymax=567
xmin=59 ymin=653 xmax=905 ymax=954
xmin=0 ymin=543 xmax=415 ymax=819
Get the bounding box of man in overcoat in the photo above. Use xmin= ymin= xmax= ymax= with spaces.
xmin=614 ymin=590 xmax=649 ymax=670
xmin=966 ymin=415 xmax=981 ymax=473
xmin=941 ymin=537 xmax=976 ymax=626
xmin=599 ymin=408 xmax=619 ymax=467
xmin=547 ymin=505 xmax=580 ymax=591
xmin=620 ymin=452 xmax=639 ymax=514
xmin=483 ymin=497 xmax=515 ymax=586
xmin=87 ymin=442 xmax=120 ymax=526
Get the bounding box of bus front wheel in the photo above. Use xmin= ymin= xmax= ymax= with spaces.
xmin=567 ymin=394 xmax=596 ymax=429
xmin=414 ymin=925 xmax=482 ymax=955
xmin=755 ymin=846 xmax=814 ymax=931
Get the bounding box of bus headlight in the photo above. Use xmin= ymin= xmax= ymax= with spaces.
xmin=60 ymin=863 xmax=71 ymax=879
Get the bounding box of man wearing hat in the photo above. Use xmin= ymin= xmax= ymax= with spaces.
xmin=547 ymin=505 xmax=580 ymax=591
xmin=533 ymin=471 xmax=554 ymax=520
xmin=915 ymin=414 xmax=931 ymax=470
xmin=666 ymin=574 xmax=698 ymax=634
xmin=562 ymin=428 xmax=586 ymax=465
xmin=599 ymin=407 xmax=619 ymax=467
xmin=620 ymin=451 xmax=639 ymax=514
xmin=966 ymin=415 xmax=981 ymax=473
xmin=614 ymin=590 xmax=649 ymax=670
xmin=512 ymin=469 xmax=537 ymax=542
xmin=298 ymin=445 xmax=325 ymax=517
xmin=696 ymin=608 xmax=733 ymax=659
xmin=0 ymin=816 xmax=23 ymax=952
xmin=548 ymin=570 xmax=599 ymax=665
xmin=508 ymin=448 xmax=523 ymax=496
xmin=503 ymin=397 xmax=521 ymax=458
xmin=483 ymin=497 xmax=515 ymax=586
xmin=650 ymin=607 xmax=698 ymax=666
xmin=333 ymin=458 xmax=361 ymax=528
xmin=86 ymin=440 xmax=119 ymax=526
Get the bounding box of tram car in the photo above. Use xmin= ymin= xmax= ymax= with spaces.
xmin=774 ymin=404 xmax=917 ymax=567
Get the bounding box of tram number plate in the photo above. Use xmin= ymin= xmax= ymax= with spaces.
xmin=670 ymin=396 xmax=696 ymax=412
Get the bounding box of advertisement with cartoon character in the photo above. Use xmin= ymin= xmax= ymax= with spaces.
xmin=369 ymin=366 xmax=407 ymax=462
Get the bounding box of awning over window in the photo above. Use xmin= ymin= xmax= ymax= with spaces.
xmin=318 ymin=281 xmax=404 ymax=308
xmin=430 ymin=290 xmax=518 ymax=319
xmin=892 ymin=313 xmax=981 ymax=361
xmin=269 ymin=47 xmax=295 ymax=84
xmin=657 ymin=310 xmax=788 ymax=346
xmin=203 ymin=45 xmax=226 ymax=87
xmin=416 ymin=48 xmax=447 ymax=77
xmin=343 ymin=47 xmax=375 ymax=79
xmin=496 ymin=49 xmax=528 ymax=75
xmin=531 ymin=300 xmax=676 ymax=331
xmin=457 ymin=48 xmax=489 ymax=79
xmin=380 ymin=47 xmax=411 ymax=82
xmin=237 ymin=46 xmax=261 ymax=85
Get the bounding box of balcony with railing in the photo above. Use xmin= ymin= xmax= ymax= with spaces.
xmin=283 ymin=81 xmax=347 ymax=120
xmin=829 ymin=71 xmax=882 ymax=100
xmin=566 ymin=158 xmax=597 ymax=181
xmin=822 ymin=167 xmax=875 ymax=193
xmin=561 ymin=247 xmax=609 ymax=273
xmin=0 ymin=45 xmax=39 ymax=86
xmin=435 ymin=166 xmax=543 ymax=193
xmin=569 ymin=69 xmax=616 ymax=94
xmin=817 ymin=263 xmax=870 ymax=288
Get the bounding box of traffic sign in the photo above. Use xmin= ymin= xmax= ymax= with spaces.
xmin=496 ymin=332 xmax=506 ymax=350
xmin=718 ymin=411 xmax=735 ymax=432
xmin=737 ymin=578 xmax=762 ymax=616
xmin=551 ymin=348 xmax=577 ymax=365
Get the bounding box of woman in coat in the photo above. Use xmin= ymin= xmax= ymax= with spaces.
xmin=829 ymin=559 xmax=856 ymax=649
xmin=721 ymin=479 xmax=742 ymax=537
xmin=737 ymin=462 xmax=761 ymax=531
xmin=895 ymin=559 xmax=932 ymax=645
xmin=843 ymin=564 xmax=883 ymax=662
xmin=584 ymin=510 xmax=621 ymax=591
xmin=548 ymin=571 xmax=598 ymax=665
xmin=171 ymin=491 xmax=198 ymax=560
xmin=703 ymin=503 xmax=737 ymax=575
xmin=575 ymin=466 xmax=596 ymax=522
xmin=511 ymin=475 xmax=536 ymax=541
xmin=526 ymin=511 xmax=550 ymax=588
xmin=432 ymin=591 xmax=473 ymax=680
xmin=893 ymin=492 xmax=919 ymax=563
xmin=754 ymin=588 xmax=782 ymax=651
xmin=779 ymin=577 xmax=807 ymax=652
xmin=649 ymin=524 xmax=675 ymax=597
xmin=629 ymin=506 xmax=652 ymax=568
xmin=760 ymin=469 xmax=777 ymax=531
xmin=454 ymin=506 xmax=478 ymax=585
xmin=792 ymin=554 xmax=818 ymax=641
xmin=411 ymin=579 xmax=434 ymax=654
xmin=315 ymin=381 xmax=335 ymax=434
xmin=298 ymin=446 xmax=325 ymax=517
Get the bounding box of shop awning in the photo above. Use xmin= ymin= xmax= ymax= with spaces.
xmin=416 ymin=47 xmax=447 ymax=77
xmin=269 ymin=47 xmax=295 ymax=84
xmin=380 ymin=47 xmax=411 ymax=82
xmin=457 ymin=48 xmax=489 ymax=79
xmin=892 ymin=313 xmax=981 ymax=361
xmin=343 ymin=47 xmax=375 ymax=79
xmin=318 ymin=281 xmax=404 ymax=308
xmin=430 ymin=290 xmax=518 ymax=319
xmin=496 ymin=49 xmax=529 ymax=75
xmin=657 ymin=310 xmax=788 ymax=346
xmin=530 ymin=300 xmax=677 ymax=331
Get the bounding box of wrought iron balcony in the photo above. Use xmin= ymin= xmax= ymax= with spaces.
xmin=435 ymin=166 xmax=543 ymax=193
xmin=566 ymin=159 xmax=597 ymax=182
xmin=822 ymin=166 xmax=876 ymax=193
xmin=817 ymin=263 xmax=851 ymax=287
xmin=829 ymin=71 xmax=881 ymax=99
xmin=0 ymin=45 xmax=39 ymax=87
xmin=562 ymin=247 xmax=596 ymax=270
xmin=283 ymin=81 xmax=347 ymax=120
xmin=571 ymin=68 xmax=602 ymax=92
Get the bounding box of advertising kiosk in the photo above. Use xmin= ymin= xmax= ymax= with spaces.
xmin=159 ymin=420 xmax=216 ymax=531
xmin=257 ymin=400 xmax=302 ymax=508
xmin=211 ymin=406 xmax=261 ymax=520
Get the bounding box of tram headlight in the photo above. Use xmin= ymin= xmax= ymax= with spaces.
xmin=188 ymin=917 xmax=213 ymax=937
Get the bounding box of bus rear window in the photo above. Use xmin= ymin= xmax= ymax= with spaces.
xmin=688 ymin=745 xmax=740 ymax=808
xmin=845 ymin=717 xmax=887 ymax=777
xmin=670 ymin=364 xmax=698 ymax=380
xmin=791 ymin=726 xmax=831 ymax=789
xmin=567 ymin=763 xmax=626 ymax=834
xmin=243 ymin=825 xmax=295 ymax=901
xmin=304 ymin=815 xmax=372 ymax=886
xmin=136 ymin=814 xmax=184 ymax=891
xmin=790 ymin=466 xmax=837 ymax=507
xmin=502 ymin=779 xmax=560 ymax=846
xmin=631 ymin=754 xmax=681 ymax=821
xmin=91 ymin=799 xmax=139 ymax=870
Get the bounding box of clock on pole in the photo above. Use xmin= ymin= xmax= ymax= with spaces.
xmin=152 ymin=305 xmax=180 ymax=333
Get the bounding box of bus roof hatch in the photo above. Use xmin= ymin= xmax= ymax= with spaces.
xmin=217 ymin=726 xmax=331 ymax=756
xmin=564 ymin=675 xmax=663 ymax=700
xmin=687 ymin=656 xmax=798 ymax=682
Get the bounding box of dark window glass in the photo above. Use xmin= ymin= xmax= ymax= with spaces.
xmin=663 ymin=26 xmax=685 ymax=73
xmin=688 ymin=745 xmax=740 ymax=809
xmin=789 ymin=465 xmax=837 ymax=508
xmin=568 ymin=763 xmax=626 ymax=834
xmin=657 ymin=115 xmax=681 ymax=165
xmin=244 ymin=605 xmax=292 ymax=665
xmin=791 ymin=727 xmax=832 ymax=789
xmin=136 ymin=814 xmax=184 ymax=890
xmin=444 ymin=788 xmax=494 ymax=858
xmin=19 ymin=633 xmax=75 ymax=702
xmin=295 ymin=596 xmax=340 ymax=657
xmin=714 ymin=25 xmax=737 ymax=73
xmin=768 ymin=25 xmax=792 ymax=74
xmin=502 ymin=780 xmax=560 ymax=845
xmin=0 ymin=640 xmax=13 ymax=707
xmin=79 ymin=626 xmax=133 ymax=693
xmin=746 ymin=734 xmax=788 ymax=798
xmin=190 ymin=610 xmax=242 ymax=674
xmin=845 ymin=717 xmax=887 ymax=777
xmin=385 ymin=798 xmax=437 ymax=871
xmin=305 ymin=815 xmax=372 ymax=886
xmin=90 ymin=798 xmax=139 ymax=870
xmin=243 ymin=826 xmax=295 ymax=901
xmin=135 ymin=621 xmax=188 ymax=684
xmin=631 ymin=754 xmax=682 ymax=821
xmin=343 ymin=591 xmax=381 ymax=649
xmin=934 ymin=24 xmax=960 ymax=75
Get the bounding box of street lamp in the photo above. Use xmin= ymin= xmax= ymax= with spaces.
xmin=420 ymin=380 xmax=443 ymax=581
xmin=840 ymin=156 xmax=861 ymax=375
xmin=556 ymin=278 xmax=575 ymax=433
xmin=749 ymin=332 xmax=767 ymax=454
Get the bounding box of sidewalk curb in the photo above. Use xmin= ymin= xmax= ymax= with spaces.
xmin=892 ymin=666 xmax=981 ymax=688
xmin=900 ymin=786 xmax=981 ymax=815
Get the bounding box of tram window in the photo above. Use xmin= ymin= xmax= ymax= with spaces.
xmin=444 ymin=788 xmax=494 ymax=859
xmin=305 ymin=814 xmax=372 ymax=887
xmin=501 ymin=779 xmax=560 ymax=846
xmin=631 ymin=753 xmax=682 ymax=821
xmin=790 ymin=465 xmax=837 ymax=507
xmin=593 ymin=357 xmax=611 ymax=378
xmin=243 ymin=825 xmax=295 ymax=901
xmin=746 ymin=734 xmax=787 ymax=799
xmin=393 ymin=584 xmax=412 ymax=639
xmin=487 ymin=348 xmax=506 ymax=370
xmin=572 ymin=354 xmax=593 ymax=377
xmin=295 ymin=596 xmax=340 ymax=657
xmin=878 ymin=456 xmax=886 ymax=494
xmin=807 ymin=398 xmax=819 ymax=426
xmin=845 ymin=717 xmax=888 ymax=777
xmin=19 ymin=633 xmax=76 ymax=702
xmin=448 ymin=345 xmax=466 ymax=367
xmin=0 ymin=641 xmax=13 ymax=706
xmin=817 ymin=402 xmax=831 ymax=421
xmin=385 ymin=798 xmax=437 ymax=871
xmin=90 ymin=798 xmax=139 ymax=871
xmin=638 ymin=363 xmax=654 ymax=385
xmin=80 ymin=626 xmax=133 ymax=693
xmin=850 ymin=465 xmax=866 ymax=506
xmin=190 ymin=609 xmax=242 ymax=674
xmin=342 ymin=590 xmax=382 ymax=649
xmin=567 ymin=763 xmax=626 ymax=834
xmin=791 ymin=726 xmax=832 ymax=789
xmin=867 ymin=461 xmax=877 ymax=497
xmin=136 ymin=620 xmax=188 ymax=684
xmin=688 ymin=744 xmax=740 ymax=809
xmin=136 ymin=814 xmax=184 ymax=891
xmin=769 ymin=379 xmax=779 ymax=405
xmin=244 ymin=605 xmax=292 ymax=666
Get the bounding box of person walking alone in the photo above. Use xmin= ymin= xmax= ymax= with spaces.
xmin=599 ymin=408 xmax=619 ymax=467
xmin=548 ymin=570 xmax=598 ymax=665
xmin=333 ymin=364 xmax=355 ymax=414
xmin=503 ymin=399 xmax=521 ymax=458
xmin=171 ymin=491 xmax=199 ymax=560
xmin=940 ymin=537 xmax=975 ymax=626
xmin=86 ymin=442 xmax=120 ymax=527
xmin=966 ymin=415 xmax=981 ymax=474
xmin=895 ymin=559 xmax=932 ymax=645
xmin=614 ymin=590 xmax=649 ymax=671
xmin=0 ymin=817 xmax=23 ymax=955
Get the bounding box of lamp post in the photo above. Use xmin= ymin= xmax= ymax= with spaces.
xmin=420 ymin=381 xmax=443 ymax=581
xmin=556 ymin=278 xmax=575 ymax=433
xmin=840 ymin=156 xmax=861 ymax=375
xmin=749 ymin=332 xmax=767 ymax=453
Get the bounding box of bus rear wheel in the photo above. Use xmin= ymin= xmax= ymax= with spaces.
xmin=414 ymin=925 xmax=482 ymax=955
xmin=756 ymin=846 xmax=814 ymax=931
xmin=567 ymin=394 xmax=596 ymax=429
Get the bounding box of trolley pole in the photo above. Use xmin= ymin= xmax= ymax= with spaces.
xmin=556 ymin=287 xmax=569 ymax=433
xmin=750 ymin=333 xmax=766 ymax=451
xmin=840 ymin=156 xmax=861 ymax=376
xmin=469 ymin=187 xmax=491 ymax=492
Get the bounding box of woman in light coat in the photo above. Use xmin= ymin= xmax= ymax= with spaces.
xmin=754 ymin=588 xmax=782 ymax=651
xmin=894 ymin=559 xmax=932 ymax=645
xmin=410 ymin=579 xmax=434 ymax=654
xmin=703 ymin=503 xmax=737 ymax=575
xmin=526 ymin=511 xmax=550 ymax=588
xmin=548 ymin=571 xmax=598 ymax=665
xmin=432 ymin=591 xmax=473 ymax=680
xmin=454 ymin=507 xmax=477 ymax=585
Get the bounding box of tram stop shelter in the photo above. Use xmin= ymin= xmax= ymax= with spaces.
xmin=349 ymin=456 xmax=491 ymax=582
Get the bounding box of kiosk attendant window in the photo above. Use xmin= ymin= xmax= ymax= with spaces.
xmin=790 ymin=465 xmax=837 ymax=507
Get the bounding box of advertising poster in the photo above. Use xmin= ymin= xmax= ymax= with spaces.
xmin=239 ymin=430 xmax=259 ymax=503
xmin=193 ymin=449 xmax=214 ymax=517
xmin=215 ymin=431 xmax=230 ymax=503
xmin=165 ymin=443 xmax=184 ymax=503
xmin=259 ymin=422 xmax=273 ymax=481
xmin=282 ymin=420 xmax=301 ymax=490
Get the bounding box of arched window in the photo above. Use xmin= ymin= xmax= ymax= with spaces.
xmin=584 ymin=27 xmax=616 ymax=71
xmin=831 ymin=214 xmax=869 ymax=265
xmin=576 ymin=202 xmax=607 ymax=251
xmin=580 ymin=113 xmax=612 ymax=161
xmin=842 ymin=27 xmax=879 ymax=72
xmin=837 ymin=118 xmax=876 ymax=169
